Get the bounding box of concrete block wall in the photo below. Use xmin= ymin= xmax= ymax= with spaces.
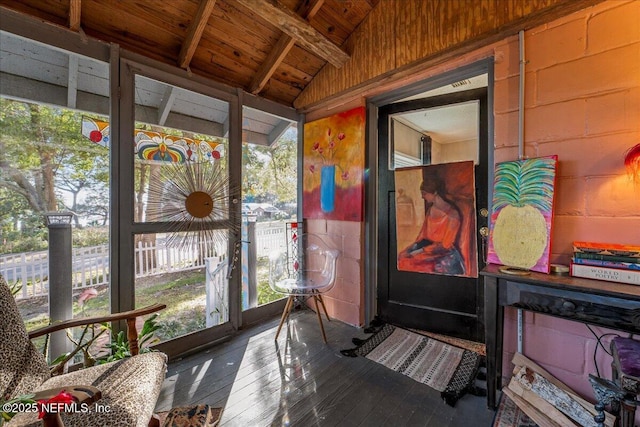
xmin=493 ymin=0 xmax=640 ymax=402
xmin=305 ymin=218 xmax=364 ymax=327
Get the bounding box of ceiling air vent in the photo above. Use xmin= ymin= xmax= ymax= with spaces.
xmin=451 ymin=79 xmax=471 ymax=88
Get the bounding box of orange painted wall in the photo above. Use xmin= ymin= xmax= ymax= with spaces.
xmin=496 ymin=0 xmax=640 ymax=401
xmin=495 ymin=1 xmax=640 ymax=261
xmin=306 ymin=1 xmax=640 ymax=400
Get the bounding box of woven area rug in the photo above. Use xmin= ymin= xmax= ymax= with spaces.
xmin=341 ymin=324 xmax=484 ymax=406
xmin=410 ymin=328 xmax=486 ymax=356
xmin=492 ymin=394 xmax=537 ymax=427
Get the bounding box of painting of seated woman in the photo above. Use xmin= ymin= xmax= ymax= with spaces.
xmin=395 ymin=162 xmax=478 ymax=278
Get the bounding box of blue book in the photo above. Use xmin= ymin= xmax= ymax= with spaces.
xmin=572 ymin=257 xmax=640 ymax=271
xmin=573 ymin=252 xmax=640 ymax=264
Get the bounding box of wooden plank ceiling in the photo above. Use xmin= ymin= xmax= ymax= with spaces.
xmin=0 ymin=0 xmax=377 ymax=107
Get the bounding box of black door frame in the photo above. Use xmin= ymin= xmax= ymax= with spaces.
xmin=364 ymin=59 xmax=495 ymax=331
xmin=378 ymin=88 xmax=488 ymax=341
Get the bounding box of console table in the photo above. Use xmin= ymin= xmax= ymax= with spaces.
xmin=481 ymin=264 xmax=640 ymax=409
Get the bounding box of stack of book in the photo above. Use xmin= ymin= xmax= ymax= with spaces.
xmin=571 ymin=242 xmax=640 ymax=285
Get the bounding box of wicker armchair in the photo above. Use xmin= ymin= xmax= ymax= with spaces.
xmin=0 ymin=274 xmax=167 ymax=427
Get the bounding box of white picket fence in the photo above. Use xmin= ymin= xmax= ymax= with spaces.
xmin=253 ymin=221 xmax=288 ymax=258
xmin=0 ymin=221 xmax=289 ymax=300
xmin=133 ymin=238 xmax=223 ymax=278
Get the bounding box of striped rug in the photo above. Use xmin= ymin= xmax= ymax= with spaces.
xmin=343 ymin=324 xmax=483 ymax=406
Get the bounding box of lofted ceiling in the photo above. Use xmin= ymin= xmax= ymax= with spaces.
xmin=0 ymin=0 xmax=378 ymax=108
xmin=0 ymin=0 xmax=595 ymax=144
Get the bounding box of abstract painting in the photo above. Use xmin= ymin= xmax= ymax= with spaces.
xmin=487 ymin=155 xmax=558 ymax=273
xmin=396 ymin=162 xmax=478 ymax=278
xmin=303 ymin=106 xmax=365 ymax=221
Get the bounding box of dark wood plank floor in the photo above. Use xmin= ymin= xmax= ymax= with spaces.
xmin=156 ymin=310 xmax=497 ymax=426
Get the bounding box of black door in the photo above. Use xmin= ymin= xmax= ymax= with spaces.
xmin=377 ymin=88 xmax=489 ymax=342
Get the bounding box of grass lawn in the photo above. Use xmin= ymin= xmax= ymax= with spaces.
xmin=17 ymin=270 xmax=206 ymax=343
xmin=17 ymin=263 xmax=284 ymax=348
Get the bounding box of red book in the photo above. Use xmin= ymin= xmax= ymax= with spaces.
xmin=572 ymin=241 xmax=640 ymax=257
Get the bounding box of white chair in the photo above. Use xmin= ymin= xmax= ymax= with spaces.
xmin=269 ymin=234 xmax=339 ymax=343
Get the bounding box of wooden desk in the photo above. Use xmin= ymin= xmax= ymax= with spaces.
xmin=481 ymin=264 xmax=640 ymax=409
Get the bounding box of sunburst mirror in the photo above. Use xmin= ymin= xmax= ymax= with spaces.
xmin=145 ymin=144 xmax=238 ymax=249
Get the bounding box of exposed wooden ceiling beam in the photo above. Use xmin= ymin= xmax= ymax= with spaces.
xmin=235 ymin=0 xmax=349 ymax=69
xmin=296 ymin=0 xmax=325 ymax=25
xmin=178 ymin=0 xmax=217 ymax=69
xmin=249 ymin=34 xmax=294 ymax=95
xmin=69 ymin=0 xmax=81 ymax=31
xmin=249 ymin=0 xmax=324 ymax=94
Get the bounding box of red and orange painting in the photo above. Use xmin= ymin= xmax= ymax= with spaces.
xmin=303 ymin=106 xmax=365 ymax=222
xmin=395 ymin=162 xmax=478 ymax=278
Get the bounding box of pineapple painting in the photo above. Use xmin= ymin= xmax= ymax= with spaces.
xmin=487 ymin=156 xmax=558 ymax=273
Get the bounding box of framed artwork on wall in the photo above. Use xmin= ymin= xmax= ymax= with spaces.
xmin=303 ymin=106 xmax=365 ymax=222
xmin=395 ymin=161 xmax=478 ymax=278
xmin=487 ymin=155 xmax=558 ymax=273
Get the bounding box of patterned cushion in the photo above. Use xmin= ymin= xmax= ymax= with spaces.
xmin=9 ymin=352 xmax=167 ymax=427
xmin=0 ymin=274 xmax=50 ymax=401
xmin=1 ymin=273 xmax=168 ymax=426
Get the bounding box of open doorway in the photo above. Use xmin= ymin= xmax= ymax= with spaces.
xmin=369 ymin=64 xmax=493 ymax=342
